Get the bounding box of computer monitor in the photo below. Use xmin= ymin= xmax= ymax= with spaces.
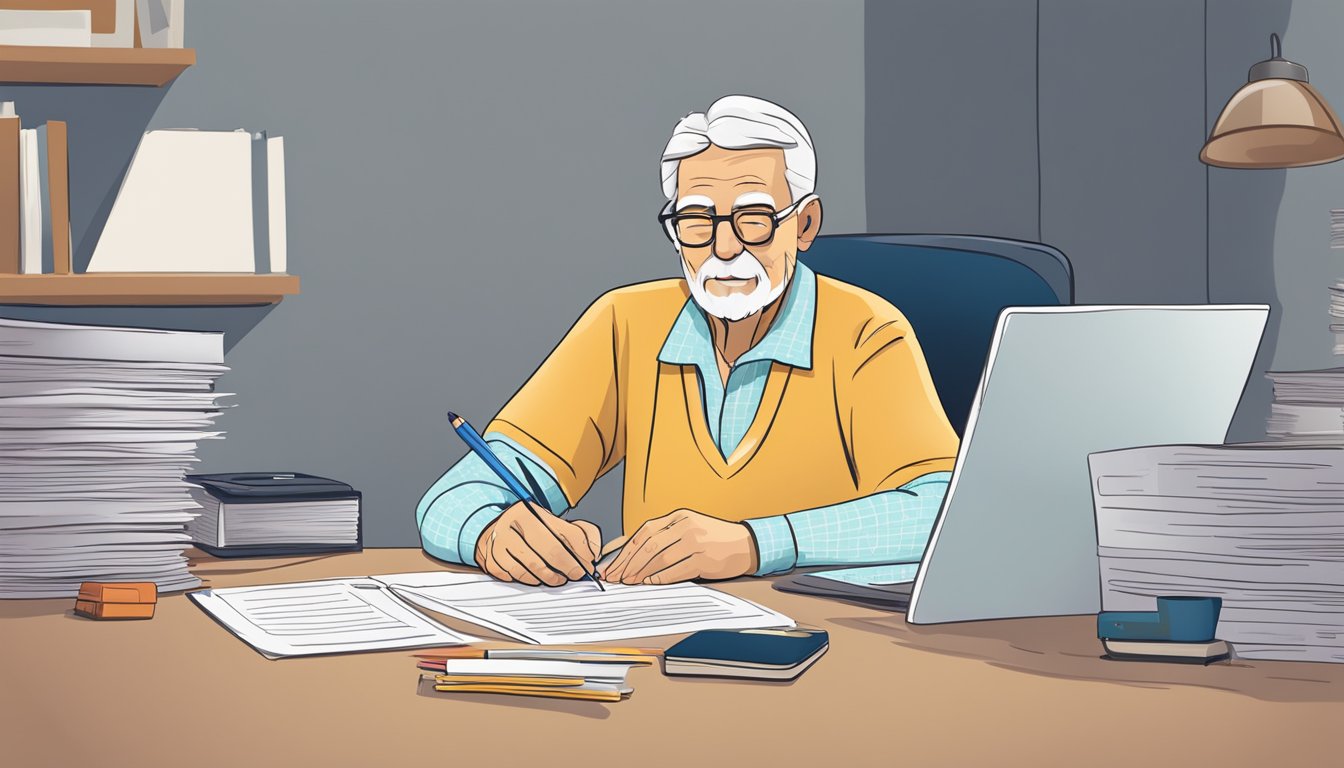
xmin=905 ymin=305 xmax=1269 ymax=625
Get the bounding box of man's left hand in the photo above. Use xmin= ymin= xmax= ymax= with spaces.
xmin=599 ymin=509 xmax=758 ymax=585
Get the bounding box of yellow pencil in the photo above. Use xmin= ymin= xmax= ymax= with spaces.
xmin=435 ymin=674 xmax=585 ymax=687
xmin=432 ymin=684 xmax=624 ymax=702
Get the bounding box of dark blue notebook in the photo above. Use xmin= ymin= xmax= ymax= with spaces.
xmin=663 ymin=629 xmax=829 ymax=680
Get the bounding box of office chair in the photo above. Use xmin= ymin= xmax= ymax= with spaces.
xmin=799 ymin=234 xmax=1074 ymax=436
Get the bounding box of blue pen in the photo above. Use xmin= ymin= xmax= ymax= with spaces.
xmin=446 ymin=412 xmax=604 ymax=590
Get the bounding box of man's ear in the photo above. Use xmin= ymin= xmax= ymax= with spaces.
xmin=795 ymin=197 xmax=823 ymax=252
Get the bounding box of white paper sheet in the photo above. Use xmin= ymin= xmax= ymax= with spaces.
xmin=376 ymin=571 xmax=794 ymax=645
xmin=188 ymin=578 xmax=479 ymax=658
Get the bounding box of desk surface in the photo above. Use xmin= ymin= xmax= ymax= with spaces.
xmin=3 ymin=548 xmax=1342 ymax=767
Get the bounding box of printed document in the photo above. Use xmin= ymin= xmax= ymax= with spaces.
xmin=191 ymin=571 xmax=795 ymax=655
xmin=189 ymin=578 xmax=479 ymax=658
xmin=378 ymin=571 xmax=794 ymax=644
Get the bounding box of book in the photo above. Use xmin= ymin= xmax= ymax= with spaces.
xmin=135 ymin=0 xmax=182 ymax=48
xmin=39 ymin=121 xmax=72 ymax=274
xmin=250 ymin=132 xmax=269 ymax=274
xmin=266 ymin=136 xmax=287 ymax=274
xmin=89 ymin=129 xmax=257 ymax=273
xmin=18 ymin=127 xmax=40 ymax=274
xmin=0 ymin=8 xmax=92 ymax=46
xmin=185 ymin=472 xmax=362 ymax=557
xmin=663 ymin=628 xmax=829 ymax=680
xmin=0 ymin=107 xmax=18 ymax=273
xmin=0 ymin=2 xmax=128 ymax=46
xmin=248 ymin=133 xmax=287 ymax=274
xmin=1102 ymin=639 xmax=1231 ymax=664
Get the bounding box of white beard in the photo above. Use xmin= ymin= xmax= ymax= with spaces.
xmin=682 ymin=250 xmax=788 ymax=322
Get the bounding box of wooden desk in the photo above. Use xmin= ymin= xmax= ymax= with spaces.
xmin=3 ymin=549 xmax=1342 ymax=767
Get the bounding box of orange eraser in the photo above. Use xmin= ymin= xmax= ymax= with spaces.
xmin=77 ymin=582 xmax=157 ymax=605
xmin=74 ymin=599 xmax=156 ymax=620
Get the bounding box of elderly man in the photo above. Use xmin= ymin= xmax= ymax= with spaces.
xmin=417 ymin=95 xmax=958 ymax=586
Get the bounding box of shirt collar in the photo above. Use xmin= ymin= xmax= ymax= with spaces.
xmin=658 ymin=260 xmax=816 ymax=371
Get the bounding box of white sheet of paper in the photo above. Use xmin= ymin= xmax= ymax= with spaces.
xmin=439 ymin=659 xmax=633 ymax=685
xmin=376 ymin=571 xmax=794 ymax=645
xmin=189 ymin=578 xmax=479 ymax=658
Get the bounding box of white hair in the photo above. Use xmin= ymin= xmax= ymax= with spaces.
xmin=660 ymin=95 xmax=816 ymax=205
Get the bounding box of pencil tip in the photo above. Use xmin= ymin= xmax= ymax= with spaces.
xmin=445 ymin=411 xmax=458 ymax=421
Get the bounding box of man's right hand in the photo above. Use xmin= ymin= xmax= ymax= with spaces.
xmin=474 ymin=502 xmax=601 ymax=586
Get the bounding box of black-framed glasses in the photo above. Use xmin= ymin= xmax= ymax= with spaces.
xmin=658 ymin=195 xmax=814 ymax=248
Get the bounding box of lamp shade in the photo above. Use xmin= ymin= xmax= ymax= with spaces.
xmin=1201 ymin=34 xmax=1344 ymax=169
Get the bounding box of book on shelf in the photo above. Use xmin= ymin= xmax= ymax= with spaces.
xmin=0 ymin=104 xmax=73 ymax=276
xmin=1090 ymin=443 xmax=1344 ymax=663
xmin=89 ymin=128 xmax=288 ymax=275
xmin=0 ymin=8 xmax=93 ymax=47
xmin=135 ymin=0 xmax=183 ymax=49
xmin=0 ymin=1 xmax=134 ymax=47
xmin=1 ymin=105 xmax=18 ymax=274
xmin=250 ymin=133 xmax=287 ymax=274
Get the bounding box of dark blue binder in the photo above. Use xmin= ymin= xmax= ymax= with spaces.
xmin=187 ymin=472 xmax=363 ymax=558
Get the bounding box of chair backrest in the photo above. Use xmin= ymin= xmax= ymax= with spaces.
xmin=799 ymin=234 xmax=1073 ymax=435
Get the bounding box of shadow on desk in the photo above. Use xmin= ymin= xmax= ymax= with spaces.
xmin=831 ymin=612 xmax=1344 ymax=703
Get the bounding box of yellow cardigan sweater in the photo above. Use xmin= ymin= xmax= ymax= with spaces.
xmin=488 ymin=273 xmax=959 ymax=534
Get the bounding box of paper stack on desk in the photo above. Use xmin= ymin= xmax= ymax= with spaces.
xmin=424 ymin=658 xmax=637 ymax=702
xmin=0 ymin=318 xmax=228 ymax=598
xmin=1090 ymin=443 xmax=1344 ymax=663
xmin=1265 ymin=368 xmax=1344 ymax=444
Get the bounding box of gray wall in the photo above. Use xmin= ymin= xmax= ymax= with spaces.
xmin=865 ymin=0 xmax=1039 ymax=241
xmin=866 ymin=0 xmax=1336 ymax=441
xmin=866 ymin=0 xmax=1209 ymax=304
xmin=1207 ymin=0 xmax=1344 ymax=440
xmin=0 ymin=0 xmax=867 ymax=545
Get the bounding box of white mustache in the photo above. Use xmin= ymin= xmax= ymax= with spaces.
xmin=698 ymin=255 xmax=766 ymax=284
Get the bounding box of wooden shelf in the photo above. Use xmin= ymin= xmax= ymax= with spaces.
xmin=0 ymin=274 xmax=300 ymax=305
xmin=0 ymin=46 xmax=195 ymax=86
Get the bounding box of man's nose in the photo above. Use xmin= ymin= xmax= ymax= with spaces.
xmin=713 ymin=219 xmax=743 ymax=261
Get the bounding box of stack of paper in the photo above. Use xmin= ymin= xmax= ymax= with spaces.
xmin=1331 ymin=282 xmax=1343 ymax=356
xmin=424 ymin=658 xmax=637 ymax=702
xmin=1265 ymin=368 xmax=1344 ymax=443
xmin=1090 ymin=443 xmax=1344 ymax=663
xmin=0 ymin=318 xmax=229 ymax=598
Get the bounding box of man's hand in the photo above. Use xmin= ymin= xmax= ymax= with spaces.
xmin=474 ymin=503 xmax=601 ymax=587
xmin=600 ymin=509 xmax=758 ymax=585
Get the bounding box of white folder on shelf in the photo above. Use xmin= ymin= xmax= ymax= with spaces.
xmin=89 ymin=130 xmax=256 ymax=273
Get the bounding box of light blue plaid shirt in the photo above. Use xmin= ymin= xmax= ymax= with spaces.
xmin=417 ymin=263 xmax=950 ymax=576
